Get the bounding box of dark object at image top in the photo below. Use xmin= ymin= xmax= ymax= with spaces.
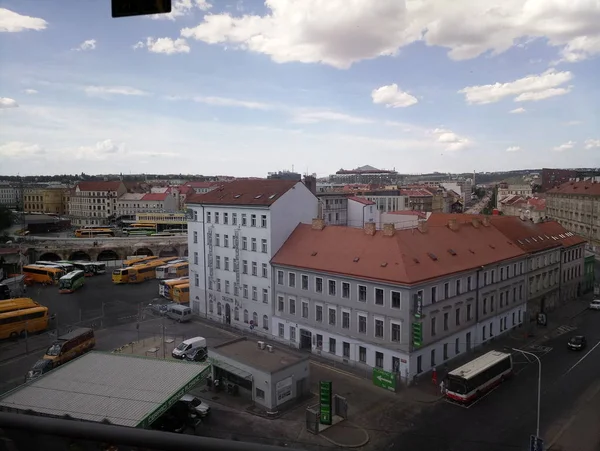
xmin=112 ymin=0 xmax=172 ymax=18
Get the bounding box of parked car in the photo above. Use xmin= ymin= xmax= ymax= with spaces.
xmin=172 ymin=336 xmax=207 ymax=360
xmin=178 ymin=394 xmax=211 ymax=417
xmin=146 ymin=302 xmax=169 ymax=316
xmin=589 ymin=300 xmax=600 ymax=310
xmin=184 ymin=346 xmax=208 ymax=363
xmin=25 ymin=359 xmax=53 ymax=382
xmin=567 ymin=335 xmax=587 ymax=351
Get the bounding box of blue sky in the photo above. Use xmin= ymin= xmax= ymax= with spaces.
xmin=1 ymin=0 xmax=599 ymax=177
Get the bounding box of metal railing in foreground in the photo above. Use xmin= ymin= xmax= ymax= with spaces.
xmin=0 ymin=412 xmax=297 ymax=451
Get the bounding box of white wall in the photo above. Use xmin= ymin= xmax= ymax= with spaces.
xmin=347 ymin=200 xmax=381 ymax=228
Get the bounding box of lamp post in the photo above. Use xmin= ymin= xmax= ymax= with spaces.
xmin=511 ymin=347 xmax=542 ymax=438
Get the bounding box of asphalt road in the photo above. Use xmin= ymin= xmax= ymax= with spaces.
xmin=389 ymin=308 xmax=600 ymax=451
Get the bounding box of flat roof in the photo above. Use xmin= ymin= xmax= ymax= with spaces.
xmin=448 ymin=350 xmax=511 ymax=380
xmin=211 ymin=338 xmax=308 ymax=374
xmin=0 ymin=352 xmax=210 ymax=428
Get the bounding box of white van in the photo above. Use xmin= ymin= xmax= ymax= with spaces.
xmin=166 ymin=304 xmax=192 ymax=323
xmin=172 ymin=336 xmax=207 ymax=360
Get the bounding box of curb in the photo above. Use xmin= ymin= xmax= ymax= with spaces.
xmin=319 ymin=421 xmax=370 ymax=449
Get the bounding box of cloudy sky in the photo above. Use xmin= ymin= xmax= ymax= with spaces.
xmin=1 ymin=0 xmax=599 ymax=177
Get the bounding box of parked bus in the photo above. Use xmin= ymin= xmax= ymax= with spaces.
xmin=167 ymin=262 xmax=189 ymax=278
xmin=22 ymin=265 xmax=64 ymax=285
xmin=123 ymin=256 xmax=158 ymax=267
xmin=43 ymin=328 xmax=95 ymax=367
xmin=123 ymin=227 xmax=156 ymax=237
xmin=172 ymin=283 xmax=190 ymax=304
xmin=58 ymin=261 xmax=105 ymax=276
xmin=58 ymin=270 xmax=85 ymax=294
xmin=72 ymin=261 xmax=95 ymax=277
xmin=74 ymin=228 xmax=115 ymax=238
xmin=0 ymin=298 xmax=40 ymax=314
xmin=0 ymin=306 xmax=50 ymax=340
xmin=131 ymin=222 xmax=157 ymax=229
xmin=159 ymin=277 xmax=189 ymax=299
xmin=155 ymin=260 xmax=188 ymax=279
xmin=35 ymin=261 xmax=75 ymax=273
xmin=128 ymin=259 xmax=171 ymax=284
xmin=90 ymin=262 xmax=106 ymax=274
xmin=112 ymin=267 xmax=134 ymax=284
xmin=444 ymin=351 xmax=513 ymax=404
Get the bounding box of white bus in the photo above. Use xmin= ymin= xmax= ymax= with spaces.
xmin=155 ymin=260 xmax=188 ymax=279
xmin=158 ymin=277 xmax=189 ymax=298
xmin=35 ymin=261 xmax=75 ymax=273
xmin=90 ymin=262 xmax=106 ymax=274
xmin=444 ymin=350 xmax=513 ymax=404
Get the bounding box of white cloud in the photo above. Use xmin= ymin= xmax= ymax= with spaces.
xmin=76 ymin=139 xmax=125 ymax=159
xmin=0 ymin=8 xmax=47 ymax=32
xmin=292 ymin=110 xmax=374 ymax=125
xmin=74 ymin=39 xmax=96 ymax=51
xmin=84 ymin=86 xmax=150 ymax=97
xmin=553 ymin=141 xmax=576 ymax=152
xmin=371 ymin=84 xmax=418 ymax=108
xmin=506 ymin=146 xmax=521 ymax=152
xmin=584 ymin=139 xmax=600 ymax=149
xmin=432 ymin=128 xmax=471 ymax=152
xmin=564 ymin=120 xmax=582 ymax=126
xmin=24 ymin=89 xmax=38 ymax=95
xmin=151 ymin=0 xmax=211 ymax=21
xmin=0 ymin=97 xmax=19 ymax=108
xmin=509 ymin=107 xmax=526 ymax=114
xmin=134 ymin=37 xmax=190 ymax=54
xmin=179 ymin=0 xmax=600 ymax=69
xmin=193 ymin=95 xmax=274 ymax=110
xmin=0 ymin=141 xmax=45 ymax=157
xmin=459 ymin=69 xmax=573 ymax=105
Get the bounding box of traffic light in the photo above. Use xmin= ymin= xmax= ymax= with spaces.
xmin=412 ymin=322 xmax=423 ymax=348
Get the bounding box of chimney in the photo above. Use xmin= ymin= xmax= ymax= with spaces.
xmin=482 ymin=216 xmax=490 ymax=227
xmin=417 ymin=220 xmax=428 ymax=233
xmin=447 ymin=219 xmax=459 ymax=231
xmin=471 ymin=218 xmax=480 ymax=228
xmin=364 ymin=222 xmax=376 ymax=236
xmin=383 ymin=223 xmax=395 ymax=237
xmin=312 ymin=218 xmax=325 ymax=230
xmin=303 ymin=175 xmax=317 ymax=195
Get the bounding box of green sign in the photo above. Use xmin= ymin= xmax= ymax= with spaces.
xmin=412 ymin=322 xmax=423 ymax=348
xmin=372 ymin=368 xmax=396 ymax=392
xmin=319 ymin=380 xmax=332 ymax=425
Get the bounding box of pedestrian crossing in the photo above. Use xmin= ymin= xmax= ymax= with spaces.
xmin=553 ymin=324 xmax=577 ymax=337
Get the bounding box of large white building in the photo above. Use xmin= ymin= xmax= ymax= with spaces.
xmin=69 ymin=181 xmax=127 ymax=227
xmin=186 ymin=179 xmax=318 ymax=334
xmin=116 ymin=192 xmax=177 ymax=218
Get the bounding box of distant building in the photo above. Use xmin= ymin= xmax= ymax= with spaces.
xmin=541 ymin=168 xmax=578 ymax=192
xmin=69 ymin=181 xmax=127 ymax=227
xmin=116 ymin=192 xmax=177 ymax=218
xmin=0 ymin=183 xmax=21 ymax=210
xmin=267 ymin=171 xmax=301 ymax=181
xmin=329 ymin=165 xmax=398 ymax=185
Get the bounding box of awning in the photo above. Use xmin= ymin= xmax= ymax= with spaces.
xmin=212 ymin=360 xmax=253 ymax=380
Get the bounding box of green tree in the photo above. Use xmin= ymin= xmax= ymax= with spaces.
xmin=0 ymin=205 xmax=13 ymax=230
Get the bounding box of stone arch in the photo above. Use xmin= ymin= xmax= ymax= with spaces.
xmin=39 ymin=252 xmax=62 ymax=261
xmin=68 ymin=251 xmax=91 ymax=261
xmin=134 ymin=248 xmax=153 ymax=256
xmin=158 ymin=247 xmax=178 ymax=258
xmin=97 ymin=249 xmax=120 ymax=261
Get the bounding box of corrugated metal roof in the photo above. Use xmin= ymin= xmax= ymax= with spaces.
xmin=0 ymin=352 xmax=210 ymax=428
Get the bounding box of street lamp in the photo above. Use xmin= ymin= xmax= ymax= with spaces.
xmin=510 ymin=347 xmax=542 ymax=439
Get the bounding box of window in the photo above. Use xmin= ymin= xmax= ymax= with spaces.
xmin=358 ymin=315 xmax=367 ymax=333
xmin=193 ymin=231 xmax=198 ymax=243
xmin=375 ymin=319 xmax=384 ymax=338
xmin=261 ymin=263 xmax=268 ymax=278
xmin=375 ymin=288 xmax=384 ymax=305
xmin=251 ymin=238 xmax=257 ymax=252
xmin=251 ymin=261 xmax=258 ymax=276
xmin=251 ymin=214 xmax=257 ymax=227
xmin=301 ymin=275 xmax=309 ymax=290
xmin=359 ymin=346 xmax=366 ymax=363
xmin=232 ymin=213 xmax=237 ymax=225
xmin=431 ymin=286 xmax=437 ymax=303
xmin=261 ymin=215 xmax=267 ymax=228
xmin=329 ymin=338 xmax=336 ymax=354
xmin=328 ymin=280 xmax=336 ymax=296
xmin=214 ymin=212 xmax=219 ymax=224
xmin=215 ymin=234 xmax=220 ymax=246
xmin=482 ymin=325 xmax=487 ymax=340
xmin=316 ymin=305 xmax=323 ymax=322
xmin=278 ymin=323 xmax=284 ymax=338
xmin=375 ymin=352 xmax=383 ymax=368
xmin=316 ymin=277 xmax=323 ymax=293
xmin=277 ymin=270 xmax=284 ymax=285
xmin=225 ymin=280 xmax=230 ymax=294
xmin=242 ymin=260 xmax=248 ymax=274
xmin=490 ymin=295 xmax=495 ymax=312
xmin=194 ymin=273 xmax=199 ymax=287
xmin=417 ymin=355 xmax=422 ymax=373
xmin=343 ymin=342 xmax=350 ymax=358
xmin=455 ymin=308 xmax=460 ymax=326
xmin=216 ymin=279 xmax=221 ymax=291
xmin=216 ymin=256 xmax=221 ymax=269
xmin=290 ymin=326 xmax=296 ymax=342
xmin=256 ymin=387 xmax=265 ymax=399
xmin=262 ymin=288 xmax=268 ymax=303
xmin=431 ymin=316 xmax=437 ymax=336
xmin=391 ymin=291 xmax=401 ymax=309
xmin=342 ymin=282 xmax=350 ymax=298
xmin=242 ymin=237 xmax=247 ymax=250
xmin=193 ymin=252 xmax=198 ymax=265
xmin=491 ymin=270 xmax=495 ymax=283
xmin=252 ymin=286 xmax=258 ymax=301
xmin=443 ymin=312 xmax=449 ymax=331
xmin=444 ymin=283 xmax=449 ymax=299
xmin=443 ymin=343 xmax=448 ymax=360
xmin=289 ymin=273 xmax=296 ymax=288
xmin=342 ymin=311 xmax=350 ymax=329
xmin=261 ymin=239 xmax=267 ymax=253
xmin=302 ymin=301 xmax=308 ymax=318
xmin=224 ymin=257 xmax=230 ymax=271
xmin=358 ymin=285 xmax=367 ymax=302
xmin=455 ymin=337 xmax=460 ymax=354
xmin=500 ymin=267 xmax=504 ymax=280
xmin=483 ymin=298 xmax=487 ymax=314
xmin=467 ymin=276 xmax=472 ymax=291
xmin=223 ymin=213 xmax=228 ymax=225
xmin=289 ymin=298 xmax=296 ymax=315
xmin=278 ymin=296 xmax=284 ymax=312
xmin=328 ymin=308 xmax=336 ymax=325
xmin=243 ymin=284 xmax=248 ymax=298
xmin=316 ymin=334 xmax=323 ymax=348
xmin=483 ymin=272 xmax=488 ymax=285
xmin=242 ymin=214 xmax=247 ymax=226
xmin=224 ymin=235 xmax=229 ymax=248
xmin=430 ymin=349 xmax=436 ymax=367
xmin=263 ymin=314 xmax=268 ymax=330
xmin=206 ymin=212 xmax=211 ymax=223
xmin=456 ymin=280 xmax=461 ymax=295
xmin=467 ymin=304 xmax=472 ymax=321
xmin=391 ymin=323 xmax=401 ymax=342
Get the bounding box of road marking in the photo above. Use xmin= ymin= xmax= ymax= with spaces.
xmin=563 ymin=340 xmax=600 ymax=376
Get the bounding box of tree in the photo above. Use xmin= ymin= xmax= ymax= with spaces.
xmin=0 ymin=205 xmax=13 ymax=230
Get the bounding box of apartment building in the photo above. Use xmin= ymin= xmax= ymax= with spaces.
xmin=545 ymin=180 xmax=600 ymax=249
xmin=497 ymin=184 xmax=533 ymax=208
xmin=270 ymin=217 xmax=529 ymax=381
xmin=116 ymin=192 xmax=177 ymax=217
xmin=69 ymin=181 xmax=127 ymax=227
xmin=498 ymin=196 xmax=546 ymax=223
xmin=317 ymin=192 xmax=349 ymax=226
xmin=0 ymin=183 xmax=20 ymax=209
xmin=186 ymin=179 xmax=318 ymax=333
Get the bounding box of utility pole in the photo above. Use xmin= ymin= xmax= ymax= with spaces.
xmin=25 ymin=320 xmax=29 ymax=353
xmin=162 ymin=316 xmax=166 ymax=359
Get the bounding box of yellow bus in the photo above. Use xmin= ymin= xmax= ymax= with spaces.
xmin=172 ymin=283 xmax=190 ymax=304
xmin=74 ymin=228 xmax=115 ymax=238
xmin=0 ymin=306 xmax=50 ymax=340
xmin=0 ymin=298 xmax=40 ymax=314
xmin=23 ymin=265 xmax=64 ymax=285
xmin=158 ymin=277 xmax=189 ymax=298
xmin=43 ymin=328 xmax=95 ymax=367
xmin=128 ymin=259 xmax=169 ymax=284
xmin=112 ymin=267 xmax=134 ymax=284
xmin=168 ymin=262 xmax=189 ymax=278
xmin=123 ymin=256 xmax=158 ymax=267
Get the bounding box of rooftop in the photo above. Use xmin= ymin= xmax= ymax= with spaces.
xmin=387 ymin=210 xmax=429 ymax=219
xmin=141 ymin=193 xmax=170 ymax=201
xmin=348 ymin=196 xmax=375 ymax=205
xmin=0 ymin=352 xmax=210 ymax=428
xmin=186 ymin=179 xmax=301 ymax=206
xmin=400 ymin=188 xmax=433 ymax=197
xmin=547 ymin=180 xmax=600 ymax=196
xmin=76 ymin=181 xmax=123 ymax=192
xmin=119 ymin=193 xmax=145 ymax=201
xmin=211 ymin=338 xmax=308 ymax=374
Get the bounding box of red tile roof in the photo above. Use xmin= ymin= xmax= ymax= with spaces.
xmin=186 ymin=179 xmax=300 ymax=206
xmin=76 ymin=181 xmax=122 ymax=192
xmin=271 ymin=222 xmax=526 ymax=285
xmin=547 ymin=180 xmax=600 ymax=196
xmin=141 ymin=193 xmax=169 ymax=201
xmin=536 ymin=221 xmax=587 ymax=247
xmin=185 ymin=181 xmax=225 ymax=189
xmin=348 ymin=196 xmax=375 ymax=205
xmin=400 ymin=188 xmax=433 ymax=197
xmin=526 ymin=197 xmax=546 ymax=211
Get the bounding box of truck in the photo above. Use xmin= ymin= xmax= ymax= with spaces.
xmin=0 ymin=275 xmax=26 ymax=300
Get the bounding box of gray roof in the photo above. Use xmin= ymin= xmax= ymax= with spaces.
xmin=0 ymin=352 xmax=210 ymax=428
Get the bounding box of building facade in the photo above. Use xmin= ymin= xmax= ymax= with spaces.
xmin=116 ymin=192 xmax=177 ymax=218
xmin=0 ymin=183 xmax=20 ymax=210
xmin=68 ymin=181 xmax=127 ymax=227
xmin=186 ymin=180 xmax=318 ymax=335
xmin=317 ymin=192 xmax=349 ymax=226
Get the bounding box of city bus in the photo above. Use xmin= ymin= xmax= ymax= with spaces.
xmin=159 ymin=277 xmax=189 ymax=299
xmin=172 ymin=283 xmax=190 ymax=304
xmin=155 ymin=260 xmax=188 ymax=279
xmin=444 ymin=350 xmax=513 ymax=404
xmin=123 ymin=227 xmax=156 ymax=237
xmin=167 ymin=262 xmax=189 ymax=278
xmin=123 ymin=256 xmax=158 ymax=267
xmin=35 ymin=261 xmax=75 ymax=273
xmin=72 ymin=261 xmax=95 ymax=277
xmin=22 ymin=265 xmax=64 ymax=285
xmin=58 ymin=270 xmax=85 ymax=294
xmin=0 ymin=305 xmax=50 ymax=340
xmin=127 ymin=259 xmax=175 ymax=284
xmin=43 ymin=328 xmax=95 ymax=368
xmin=112 ymin=267 xmax=134 ymax=284
xmin=74 ymin=228 xmax=115 ymax=238
xmin=90 ymin=262 xmax=106 ymax=274
xmin=0 ymin=298 xmax=40 ymax=314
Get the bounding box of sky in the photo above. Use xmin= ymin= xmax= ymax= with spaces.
xmin=1 ymin=0 xmax=599 ymax=178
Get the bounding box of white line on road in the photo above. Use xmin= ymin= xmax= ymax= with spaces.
xmin=563 ymin=340 xmax=600 ymax=376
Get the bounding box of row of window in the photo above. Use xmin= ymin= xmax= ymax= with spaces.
xmin=206 ymin=211 xmax=268 ymax=228
xmin=207 ymin=300 xmax=269 ymax=329
xmin=193 ymin=231 xmax=269 ymax=254
xmin=214 ymin=256 xmax=269 ymax=279
xmin=207 ymin=278 xmax=269 ymax=303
